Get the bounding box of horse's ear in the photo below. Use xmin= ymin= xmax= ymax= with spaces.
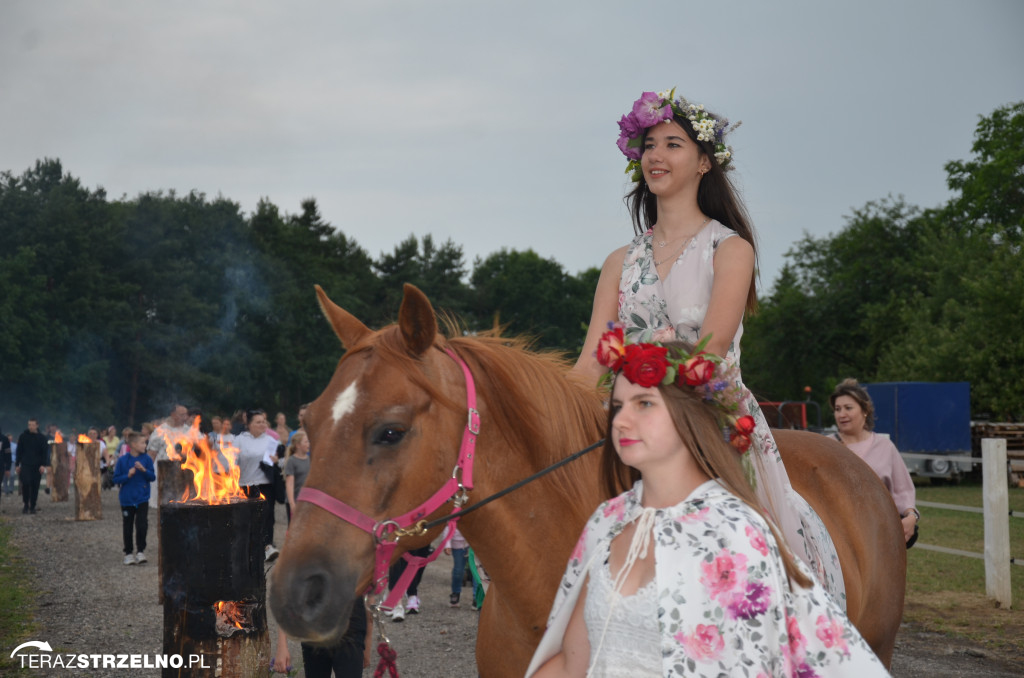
xmin=315 ymin=285 xmax=371 ymax=349
xmin=398 ymin=283 xmax=437 ymax=356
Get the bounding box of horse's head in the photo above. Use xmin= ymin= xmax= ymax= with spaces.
xmin=269 ymin=283 xmax=469 ymax=643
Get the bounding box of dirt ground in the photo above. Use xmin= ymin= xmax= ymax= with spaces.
xmin=3 ymin=487 xmax=1023 ymax=676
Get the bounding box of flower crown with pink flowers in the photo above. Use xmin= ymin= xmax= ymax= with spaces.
xmin=617 ymin=87 xmax=741 ymax=183
xmin=596 ymin=325 xmax=755 ymax=453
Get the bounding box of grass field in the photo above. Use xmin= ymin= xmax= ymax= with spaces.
xmin=0 ymin=520 xmax=37 ymax=675
xmin=903 ymin=478 xmax=1024 ymax=655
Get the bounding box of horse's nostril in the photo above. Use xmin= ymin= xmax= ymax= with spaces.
xmin=299 ymin=572 xmax=328 ymax=620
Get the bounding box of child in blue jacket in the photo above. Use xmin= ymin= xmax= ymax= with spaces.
xmin=112 ymin=431 xmax=156 ymax=565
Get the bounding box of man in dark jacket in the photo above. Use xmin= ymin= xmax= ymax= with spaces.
xmin=15 ymin=418 xmax=50 ymax=514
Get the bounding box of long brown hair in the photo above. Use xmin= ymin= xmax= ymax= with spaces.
xmin=625 ymin=110 xmax=758 ymax=313
xmin=601 ymin=348 xmax=810 ymax=587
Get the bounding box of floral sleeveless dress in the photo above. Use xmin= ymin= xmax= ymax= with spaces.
xmin=618 ymin=221 xmax=845 ymax=606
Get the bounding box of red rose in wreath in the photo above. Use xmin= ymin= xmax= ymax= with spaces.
xmin=677 ymin=353 xmax=716 ymax=386
xmin=622 ymin=344 xmax=669 ymax=387
xmin=596 ymin=327 xmax=626 ymax=372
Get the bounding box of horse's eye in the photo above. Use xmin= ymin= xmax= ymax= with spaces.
xmin=373 ymin=427 xmax=406 ymax=446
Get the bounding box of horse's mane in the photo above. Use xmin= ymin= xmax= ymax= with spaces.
xmin=447 ymin=330 xmax=607 ymax=510
xmin=353 ymin=319 xmax=607 ymax=512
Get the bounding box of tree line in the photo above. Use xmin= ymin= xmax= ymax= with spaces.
xmin=0 ymin=161 xmax=595 ymax=429
xmin=1 ymin=102 xmax=1020 ymax=430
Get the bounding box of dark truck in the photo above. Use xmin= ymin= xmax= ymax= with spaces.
xmin=864 ymin=381 xmax=972 ymax=479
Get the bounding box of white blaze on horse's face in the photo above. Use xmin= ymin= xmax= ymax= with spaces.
xmin=331 ymin=380 xmax=359 ymax=424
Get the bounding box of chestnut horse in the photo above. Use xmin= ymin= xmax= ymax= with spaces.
xmin=270 ymin=284 xmax=906 ymax=676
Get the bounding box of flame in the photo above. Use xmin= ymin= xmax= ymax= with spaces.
xmin=78 ymin=434 xmax=93 ymax=444
xmin=54 ymin=431 xmax=64 ymax=444
xmin=172 ymin=417 xmax=246 ymax=505
xmin=214 ymin=601 xmax=246 ymax=630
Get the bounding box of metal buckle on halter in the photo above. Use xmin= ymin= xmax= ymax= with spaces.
xmin=374 ymin=519 xmax=401 ymax=544
xmin=467 ymin=407 xmax=481 ymax=436
xmin=451 ymin=466 xmax=470 ymax=508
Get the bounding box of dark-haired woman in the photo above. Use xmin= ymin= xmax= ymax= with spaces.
xmin=574 ymin=89 xmax=843 ymax=604
xmin=831 ymin=378 xmax=919 ymax=546
xmin=236 ymin=409 xmax=280 ymax=561
xmin=530 ymin=335 xmax=888 ymax=677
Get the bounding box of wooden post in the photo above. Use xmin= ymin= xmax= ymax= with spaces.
xmin=49 ymin=441 xmax=71 ymax=502
xmin=157 ymin=459 xmax=194 ymax=605
xmin=73 ymin=441 xmax=103 ymax=520
xmin=982 ymin=438 xmax=1012 ymax=609
xmin=161 ymin=499 xmax=271 ymax=677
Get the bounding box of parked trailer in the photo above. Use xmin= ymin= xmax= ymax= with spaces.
xmin=864 ymin=381 xmax=972 ymax=479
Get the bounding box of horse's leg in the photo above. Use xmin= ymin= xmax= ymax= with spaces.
xmin=774 ymin=429 xmax=906 ymax=667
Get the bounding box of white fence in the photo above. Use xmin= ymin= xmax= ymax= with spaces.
xmin=907 ymin=439 xmax=1018 ymax=608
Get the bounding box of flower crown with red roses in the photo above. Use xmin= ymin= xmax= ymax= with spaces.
xmin=596 ymin=325 xmax=756 ymax=453
xmin=617 ymin=87 xmax=741 ymax=183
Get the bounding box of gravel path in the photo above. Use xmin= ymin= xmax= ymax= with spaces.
xmin=4 ymin=484 xmax=1022 ymax=677
xmin=3 ymin=485 xmax=478 ymax=677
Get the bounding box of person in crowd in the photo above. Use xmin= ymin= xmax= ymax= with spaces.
xmin=117 ymin=427 xmax=133 ymax=457
xmin=213 ymin=416 xmax=235 ymax=452
xmin=444 ymin=526 xmax=470 ymax=607
xmin=236 ymin=408 xmax=280 ymax=561
xmin=288 ymin=403 xmax=310 ymax=444
xmin=1 ymin=429 xmax=11 ymax=502
xmin=230 ymin=410 xmax=246 ymax=436
xmin=272 ymin=597 xmax=372 ymax=676
xmin=208 ymin=416 xmax=223 ymax=444
xmin=66 ymin=428 xmax=78 ymax=478
xmin=103 ymin=426 xmax=121 ymax=455
xmin=830 ymin=378 xmax=919 ymax=546
xmin=147 ymin=404 xmax=192 ymax=500
xmin=147 ymin=404 xmax=191 ymax=462
xmin=15 ymin=418 xmax=50 ymax=514
xmin=387 ymin=545 xmax=433 ymax=621
xmin=112 ymin=431 xmax=156 ymax=565
xmin=283 ymin=430 xmax=310 ymax=525
xmin=528 ymin=333 xmax=888 ymax=677
xmin=88 ymin=426 xmax=110 ymax=486
xmin=572 ymin=88 xmax=841 ymax=600
xmin=273 ymin=412 xmax=291 ymax=442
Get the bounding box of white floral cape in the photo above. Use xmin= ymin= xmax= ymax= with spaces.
xmin=525 ymin=480 xmax=890 ymax=677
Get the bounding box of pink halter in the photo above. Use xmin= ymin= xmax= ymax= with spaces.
xmin=297 ymin=347 xmax=480 ymax=608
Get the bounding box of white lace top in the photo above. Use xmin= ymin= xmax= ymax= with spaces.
xmin=584 ymin=555 xmax=661 ymax=677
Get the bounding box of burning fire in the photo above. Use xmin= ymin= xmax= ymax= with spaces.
xmin=78 ymin=434 xmax=93 ymax=444
xmin=213 ymin=600 xmax=248 ymax=634
xmin=54 ymin=431 xmax=64 ymax=444
xmin=163 ymin=417 xmax=246 ymax=504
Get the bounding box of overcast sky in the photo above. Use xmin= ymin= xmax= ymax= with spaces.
xmin=2 ymin=1 xmax=1021 ymax=292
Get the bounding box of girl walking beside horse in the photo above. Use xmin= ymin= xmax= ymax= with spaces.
xmin=529 ymin=332 xmax=889 ymax=677
xmin=575 ymin=89 xmax=843 ymax=601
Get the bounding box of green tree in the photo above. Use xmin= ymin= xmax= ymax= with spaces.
xmin=469 ymin=249 xmax=591 ymax=353
xmin=944 ymin=101 xmax=1024 ymax=239
xmin=743 ymin=198 xmax=926 ymax=404
xmin=373 ymin=234 xmax=469 ymax=325
xmin=0 ymin=159 xmax=131 ymax=427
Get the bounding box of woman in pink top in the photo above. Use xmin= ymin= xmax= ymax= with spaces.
xmin=831 ymin=378 xmax=920 ymax=546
